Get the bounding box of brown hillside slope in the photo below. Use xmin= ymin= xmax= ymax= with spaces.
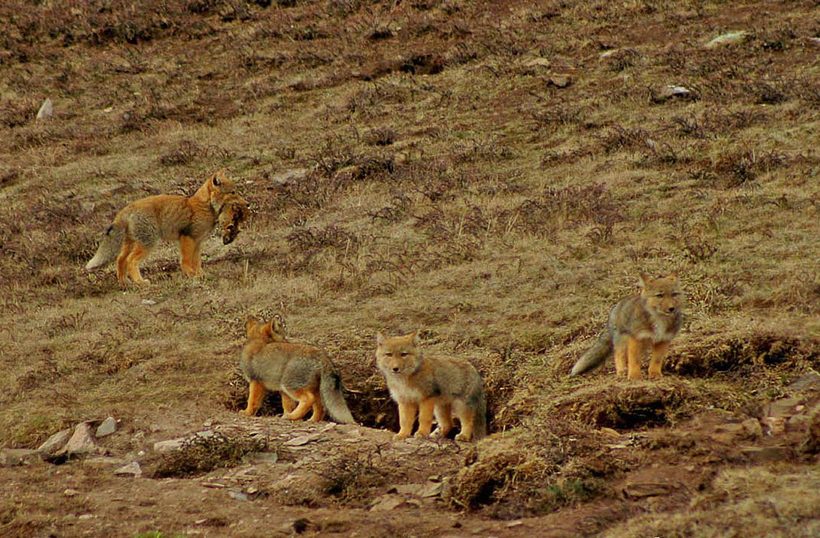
xmin=0 ymin=1 xmax=817 ymax=536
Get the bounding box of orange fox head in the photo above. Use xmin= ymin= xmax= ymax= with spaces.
xmin=376 ymin=331 xmax=422 ymax=375
xmin=639 ymin=273 xmax=683 ymax=317
xmin=245 ymin=315 xmax=287 ymax=343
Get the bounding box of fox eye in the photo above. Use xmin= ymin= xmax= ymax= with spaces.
xmin=400 ymin=352 xmax=409 ymax=357
xmin=655 ymin=293 xmax=664 ymax=298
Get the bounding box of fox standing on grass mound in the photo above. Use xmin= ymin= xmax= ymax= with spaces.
xmin=240 ymin=316 xmax=356 ymax=424
xmin=376 ymin=332 xmax=487 ymax=442
xmin=85 ymin=169 xmax=249 ymax=285
xmin=570 ymin=273 xmax=683 ymax=380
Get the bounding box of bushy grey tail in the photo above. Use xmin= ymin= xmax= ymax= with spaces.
xmin=85 ymin=224 xmax=124 ymax=270
xmin=570 ymin=329 xmax=613 ymax=376
xmin=320 ymin=370 xmax=356 ymax=424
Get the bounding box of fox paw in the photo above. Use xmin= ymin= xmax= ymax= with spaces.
xmin=454 ymin=432 xmax=473 ymax=442
xmin=414 ymin=430 xmax=432 ymax=439
xmin=393 ymin=432 xmax=411 ymax=441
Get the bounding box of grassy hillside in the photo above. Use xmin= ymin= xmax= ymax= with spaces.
xmin=1 ymin=0 xmax=818 ymax=535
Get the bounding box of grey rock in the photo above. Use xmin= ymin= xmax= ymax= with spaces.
xmin=113 ymin=461 xmax=142 ymax=477
xmin=228 ymin=490 xmax=249 ymax=502
xmin=787 ymin=371 xmax=819 ymax=392
xmin=96 ymin=417 xmax=117 ymax=438
xmin=547 ymin=74 xmax=572 ymax=88
xmin=369 ymin=494 xmax=409 ymax=511
xmin=153 ymin=438 xmax=185 ymax=453
xmin=622 ymin=481 xmax=678 ymax=499
xmin=37 ymin=428 xmax=72 ymax=455
xmin=653 ymin=85 xmax=696 ymax=103
xmin=247 ymin=451 xmax=279 ymax=464
xmin=62 ymin=423 xmax=98 ymax=456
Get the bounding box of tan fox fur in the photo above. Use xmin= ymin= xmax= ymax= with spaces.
xmin=240 ymin=317 xmax=355 ymax=424
xmin=85 ymin=170 xmax=247 ymax=285
xmin=571 ymin=273 xmax=684 ymax=380
xmin=376 ymin=332 xmax=487 ymax=442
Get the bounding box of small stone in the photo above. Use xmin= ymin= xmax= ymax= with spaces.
xmin=96 ymin=417 xmax=117 ymax=438
xmin=506 ymin=520 xmax=524 ymax=528
xmin=203 ymin=419 xmax=213 ymax=428
xmin=547 ymin=74 xmax=572 ymax=88
xmin=705 ymin=31 xmax=750 ymax=49
xmin=0 ymin=448 xmax=40 ymax=466
xmin=622 ymin=481 xmax=677 ymax=499
xmin=36 ymin=98 xmax=53 ymax=120
xmin=62 ymin=423 xmax=98 ymax=456
xmin=652 ymin=85 xmax=696 ymax=103
xmin=153 ymin=438 xmax=185 ymax=453
xmin=113 ymin=462 xmax=142 ymax=477
xmin=228 ymin=490 xmax=249 ymax=502
xmin=78 ymin=514 xmax=94 ymax=520
xmin=37 ymin=429 xmax=72 ymax=455
xmin=420 ymin=482 xmax=443 ymax=498
xmin=141 ymin=299 xmax=156 ymax=305
xmin=599 ymin=427 xmax=620 ymax=438
xmin=63 ymin=489 xmax=79 ymax=497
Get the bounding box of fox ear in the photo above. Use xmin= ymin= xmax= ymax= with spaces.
xmin=245 ymin=317 xmax=257 ymax=336
xmin=261 ymin=321 xmax=274 ymax=340
xmin=410 ymin=331 xmax=419 ymax=346
xmin=376 ymin=332 xmax=385 ymax=346
xmin=667 ymin=273 xmax=678 ymax=282
xmin=211 ymin=170 xmax=224 ymax=187
xmin=638 ymin=273 xmax=651 ymax=288
xmin=271 ymin=314 xmax=286 ymax=335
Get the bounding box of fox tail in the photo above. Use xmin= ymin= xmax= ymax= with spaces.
xmin=570 ymin=329 xmax=613 ymax=376
xmin=319 ymin=369 xmax=356 ymax=424
xmin=85 ymin=223 xmax=124 ymax=270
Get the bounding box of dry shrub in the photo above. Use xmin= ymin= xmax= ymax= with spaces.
xmin=318 ymin=450 xmax=387 ymax=506
xmin=502 ymin=183 xmax=623 ymax=237
xmin=447 ymin=423 xmax=606 ymax=519
xmin=151 ymin=432 xmax=269 ymax=478
xmin=670 ymin=333 xmax=819 ymax=379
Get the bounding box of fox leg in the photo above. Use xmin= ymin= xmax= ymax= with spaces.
xmin=648 ymin=341 xmax=670 ymax=379
xmin=241 ymin=380 xmax=266 ymax=416
xmin=414 ymin=398 xmax=435 ymax=438
xmin=125 ymin=243 xmax=151 ymax=284
xmin=613 ymin=336 xmax=628 ymax=377
xmin=116 ymin=239 xmax=134 ymax=285
xmin=179 ymin=235 xmax=198 ymax=277
xmin=281 ymin=393 xmax=296 ymax=416
xmin=191 ymin=240 xmax=204 ymax=276
xmin=309 ymin=398 xmax=326 ymax=423
xmin=627 ymin=337 xmax=647 ymax=380
xmin=432 ymin=403 xmax=454 ymax=438
xmin=395 ymin=401 xmax=418 ymax=440
xmin=454 ymin=407 xmax=476 ymax=442
xmin=286 ymin=389 xmax=315 ymax=421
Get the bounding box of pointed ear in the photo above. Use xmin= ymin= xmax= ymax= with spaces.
xmin=261 ymin=321 xmax=274 ymax=340
xmin=245 ymin=317 xmax=258 ymax=337
xmin=667 ymin=273 xmax=678 ymax=283
xmin=376 ymin=332 xmax=385 ymax=346
xmin=410 ymin=331 xmax=419 ymax=346
xmin=272 ymin=314 xmax=286 ymax=335
xmin=211 ymin=170 xmax=223 ymax=187
xmin=638 ymin=273 xmax=651 ymax=288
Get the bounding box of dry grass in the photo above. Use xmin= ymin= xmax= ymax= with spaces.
xmin=0 ymin=0 xmax=818 ymax=533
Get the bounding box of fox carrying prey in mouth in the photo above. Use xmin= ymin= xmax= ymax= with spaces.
xmin=85 ymin=169 xmax=248 ymax=285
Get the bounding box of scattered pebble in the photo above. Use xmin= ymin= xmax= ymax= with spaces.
xmin=96 ymin=417 xmax=117 ymax=438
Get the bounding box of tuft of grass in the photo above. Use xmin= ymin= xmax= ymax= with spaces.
xmin=151 ymin=432 xmax=270 ymax=478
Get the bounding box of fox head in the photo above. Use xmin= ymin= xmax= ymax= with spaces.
xmin=639 ymin=273 xmax=683 ymax=317
xmin=376 ymin=331 xmax=422 ymax=376
xmin=218 ymin=194 xmax=250 ymax=245
xmin=245 ymin=315 xmax=287 ymax=343
xmin=204 ymin=169 xmax=237 ymax=211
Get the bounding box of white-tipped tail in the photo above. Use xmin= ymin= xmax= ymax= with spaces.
xmin=85 ymin=225 xmax=123 ymax=271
